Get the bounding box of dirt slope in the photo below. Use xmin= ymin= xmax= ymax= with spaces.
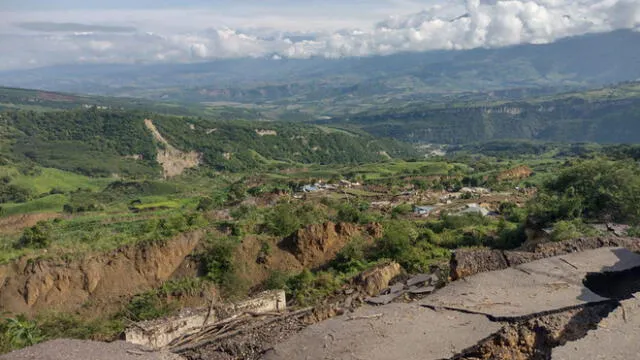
xmin=0 ymin=231 xmax=203 ymax=315
xmin=0 ymin=213 xmax=61 ymax=235
xmin=144 ymin=119 xmax=201 ymax=178
xmin=281 ymin=222 xmax=381 ymax=269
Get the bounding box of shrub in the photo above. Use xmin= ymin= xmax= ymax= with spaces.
xmin=0 ymin=184 xmax=32 ymax=203
xmin=16 ymin=221 xmax=52 ymax=249
xmin=201 ymin=236 xmax=248 ymax=299
xmin=550 ymin=220 xmax=599 ymax=242
xmin=3 ymin=316 xmax=42 ymax=350
xmin=286 ymin=269 xmax=342 ymax=306
xmin=196 ymin=197 xmax=215 ymax=211
xmin=391 ymin=203 xmax=413 ymax=218
xmin=37 ymin=313 xmax=123 ymax=342
xmin=125 ymin=293 xmax=174 ymax=322
xmin=330 ymin=236 xmax=369 ymax=273
xmin=529 ymin=159 xmax=640 ymax=225
xmin=263 ymin=270 xmax=291 ymax=291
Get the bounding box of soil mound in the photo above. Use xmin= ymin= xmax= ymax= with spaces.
xmin=0 ymin=231 xmax=203 ymax=315
xmin=282 ymin=222 xmax=376 ymax=269
xmin=496 ymin=165 xmax=533 ymax=181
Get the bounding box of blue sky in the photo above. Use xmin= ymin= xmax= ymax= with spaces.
xmin=0 ymin=0 xmax=638 ymax=70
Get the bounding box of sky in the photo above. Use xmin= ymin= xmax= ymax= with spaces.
xmin=0 ymin=0 xmax=639 ymax=70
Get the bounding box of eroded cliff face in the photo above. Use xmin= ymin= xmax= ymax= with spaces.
xmin=282 ymin=222 xmax=382 ymax=269
xmin=0 ymin=231 xmax=203 ymax=315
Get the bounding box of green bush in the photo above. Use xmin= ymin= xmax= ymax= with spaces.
xmin=263 ymin=270 xmax=291 ymax=291
xmin=286 ymin=269 xmax=342 ymax=306
xmin=330 ymin=236 xmax=369 ymax=273
xmin=37 ymin=313 xmax=123 ymax=342
xmin=373 ymin=221 xmax=449 ymax=271
xmin=196 ymin=197 xmax=215 ymax=211
xmin=202 ymin=237 xmax=237 ymax=284
xmin=0 ymin=184 xmax=32 ymax=203
xmin=126 ymin=293 xmax=174 ymax=322
xmin=16 ymin=221 xmax=52 ymax=249
xmin=2 ymin=316 xmax=42 ymax=350
xmin=265 ymin=202 xmax=327 ymax=237
xmin=550 ymin=220 xmax=599 ymax=242
xmin=391 ymin=203 xmax=413 ymax=218
xmin=200 ymin=236 xmax=248 ymax=299
xmin=529 ymin=159 xmax=640 ymax=225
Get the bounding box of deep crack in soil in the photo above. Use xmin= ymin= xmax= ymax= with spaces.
xmin=583 ymin=266 xmax=640 ymax=300
xmin=448 ymin=266 xmax=640 ymax=360
xmin=179 ymin=265 xmax=640 ymax=360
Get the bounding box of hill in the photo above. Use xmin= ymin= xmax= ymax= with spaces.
xmin=0 ymin=108 xmax=418 ymax=177
xmin=1 ymin=30 xmax=639 ymax=111
xmin=321 ymin=81 xmax=640 ymax=144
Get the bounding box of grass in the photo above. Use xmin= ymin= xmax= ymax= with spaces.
xmin=2 ymin=194 xmax=68 ymax=216
xmin=0 ymin=167 xmax=111 ymax=196
xmin=132 ymin=200 xmax=182 ymax=210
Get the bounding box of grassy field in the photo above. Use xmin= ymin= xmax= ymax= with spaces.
xmin=0 ymin=167 xmax=111 ymax=195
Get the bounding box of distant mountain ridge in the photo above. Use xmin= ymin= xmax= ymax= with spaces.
xmin=324 ymin=81 xmax=640 ymax=144
xmin=0 ymin=30 xmax=639 ymax=107
xmin=0 ymin=108 xmax=417 ymax=177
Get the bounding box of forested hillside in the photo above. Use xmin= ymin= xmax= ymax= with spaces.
xmin=1 ymin=109 xmax=417 ymax=177
xmin=326 ymin=82 xmax=640 ymax=144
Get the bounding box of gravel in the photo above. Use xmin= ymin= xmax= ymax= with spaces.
xmin=0 ymin=339 xmax=184 ymax=360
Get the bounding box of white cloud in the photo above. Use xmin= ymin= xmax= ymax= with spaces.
xmin=0 ymin=0 xmax=639 ymax=70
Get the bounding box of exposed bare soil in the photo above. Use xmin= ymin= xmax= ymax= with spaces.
xmin=144 ymin=119 xmax=201 ymax=178
xmin=0 ymin=231 xmax=203 ymax=315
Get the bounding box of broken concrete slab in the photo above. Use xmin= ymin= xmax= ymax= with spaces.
xmin=406 ymin=273 xmax=434 ymax=287
xmin=451 ymin=248 xmax=509 ymax=280
xmin=451 ymin=237 xmax=640 ymax=279
xmin=424 ymin=248 xmax=640 ymax=320
xmin=552 ymin=295 xmax=640 ymax=360
xmin=408 ymin=286 xmax=435 ymax=295
xmin=365 ymin=292 xmax=403 ymax=305
xmin=260 ymin=303 xmax=501 ymax=360
xmin=125 ymin=290 xmax=286 ymax=349
xmin=385 ymin=282 xmax=405 ymax=294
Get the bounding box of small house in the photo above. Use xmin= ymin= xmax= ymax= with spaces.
xmin=414 ymin=206 xmax=435 ymax=216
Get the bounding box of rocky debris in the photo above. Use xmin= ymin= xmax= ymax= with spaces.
xmin=126 ymin=291 xmax=287 ymax=349
xmin=261 ymin=303 xmax=502 ymax=360
xmin=451 ymin=248 xmax=509 ymax=280
xmin=553 ymin=294 xmax=640 ymax=360
xmin=354 ymin=262 xmax=402 ymax=296
xmin=592 ymin=223 xmax=631 ymax=237
xmin=425 ymin=248 xmax=640 ymax=320
xmin=0 ymin=231 xmax=203 ymax=315
xmin=144 ymin=119 xmax=201 ymax=178
xmin=496 ymin=165 xmax=534 ymax=181
xmin=0 ymin=339 xmax=184 ymax=360
xmin=183 ymin=311 xmax=309 ymax=360
xmin=452 ymin=302 xmax=618 ymax=360
xmin=451 ymin=237 xmax=640 ymax=280
xmin=281 ymin=222 xmax=364 ymax=269
xmin=365 ymin=272 xmax=440 ymax=305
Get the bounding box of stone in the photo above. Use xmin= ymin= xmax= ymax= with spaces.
xmin=355 ymin=262 xmax=402 ymax=296
xmin=408 ymin=286 xmax=435 ymax=295
xmin=450 ymin=249 xmax=508 ymax=280
xmin=365 ymin=292 xmax=402 ymax=305
xmin=406 ymin=273 xmax=433 ymax=287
